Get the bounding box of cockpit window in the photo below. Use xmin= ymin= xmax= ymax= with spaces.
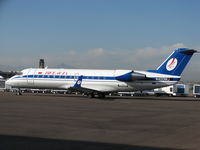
xmin=16 ymin=72 xmax=23 ymax=75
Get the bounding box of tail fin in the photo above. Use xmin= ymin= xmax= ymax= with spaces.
xmin=148 ymin=48 xmax=197 ymax=76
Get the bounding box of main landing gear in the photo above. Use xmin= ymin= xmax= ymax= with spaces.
xmin=98 ymin=93 xmax=105 ymax=99
xmin=88 ymin=92 xmax=106 ymax=99
xmin=88 ymin=93 xmax=94 ymax=98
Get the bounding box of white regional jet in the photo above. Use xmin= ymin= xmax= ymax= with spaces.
xmin=6 ymin=48 xmax=198 ymax=98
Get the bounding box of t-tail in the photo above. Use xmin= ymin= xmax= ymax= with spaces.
xmin=148 ymin=48 xmax=198 ymax=76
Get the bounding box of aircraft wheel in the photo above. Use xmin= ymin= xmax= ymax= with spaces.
xmin=98 ymin=93 xmax=105 ymax=99
xmin=16 ymin=88 xmax=22 ymax=95
xmin=88 ymin=93 xmax=94 ymax=98
xmin=16 ymin=91 xmax=22 ymax=95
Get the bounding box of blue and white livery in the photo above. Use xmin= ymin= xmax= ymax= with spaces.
xmin=6 ymin=48 xmax=198 ymax=98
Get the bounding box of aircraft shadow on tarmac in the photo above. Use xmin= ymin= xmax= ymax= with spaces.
xmin=27 ymin=93 xmax=200 ymax=102
xmin=0 ymin=134 xmax=185 ymax=150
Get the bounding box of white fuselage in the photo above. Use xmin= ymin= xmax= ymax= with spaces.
xmin=6 ymin=68 xmax=180 ymax=93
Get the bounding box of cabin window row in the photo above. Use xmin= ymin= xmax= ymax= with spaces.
xmin=23 ymin=75 xmax=114 ymax=80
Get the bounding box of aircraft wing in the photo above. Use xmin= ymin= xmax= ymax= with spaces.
xmin=68 ymin=75 xmax=99 ymax=93
xmin=69 ymin=86 xmax=99 ymax=93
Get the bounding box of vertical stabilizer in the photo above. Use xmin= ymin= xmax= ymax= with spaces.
xmin=148 ymin=48 xmax=197 ymax=76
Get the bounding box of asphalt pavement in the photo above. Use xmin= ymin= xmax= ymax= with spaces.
xmin=0 ymin=92 xmax=200 ymax=150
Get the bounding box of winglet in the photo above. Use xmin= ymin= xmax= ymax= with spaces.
xmin=73 ymin=75 xmax=83 ymax=88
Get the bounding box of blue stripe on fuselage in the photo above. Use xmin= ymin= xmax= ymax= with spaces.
xmin=12 ymin=75 xmax=180 ymax=82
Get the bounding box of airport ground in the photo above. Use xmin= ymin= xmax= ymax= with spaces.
xmin=0 ymin=92 xmax=200 ymax=150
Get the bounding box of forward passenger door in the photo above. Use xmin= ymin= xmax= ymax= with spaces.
xmin=27 ymin=69 xmax=36 ymax=86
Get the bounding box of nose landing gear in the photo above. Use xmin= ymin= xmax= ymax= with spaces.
xmin=16 ymin=88 xmax=22 ymax=95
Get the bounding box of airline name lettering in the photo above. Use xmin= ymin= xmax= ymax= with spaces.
xmin=38 ymin=71 xmax=68 ymax=75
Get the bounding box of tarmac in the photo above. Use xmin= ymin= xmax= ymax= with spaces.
xmin=0 ymin=92 xmax=200 ymax=150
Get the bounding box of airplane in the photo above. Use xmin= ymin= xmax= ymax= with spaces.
xmin=5 ymin=48 xmax=199 ymax=98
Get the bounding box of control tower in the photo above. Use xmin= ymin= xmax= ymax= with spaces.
xmin=39 ymin=59 xmax=45 ymax=68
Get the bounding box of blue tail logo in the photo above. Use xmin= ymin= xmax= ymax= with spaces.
xmin=166 ymin=57 xmax=178 ymax=71
xmin=148 ymin=48 xmax=198 ymax=76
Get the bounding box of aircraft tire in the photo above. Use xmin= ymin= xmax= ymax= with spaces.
xmin=98 ymin=93 xmax=105 ymax=99
xmin=88 ymin=93 xmax=94 ymax=98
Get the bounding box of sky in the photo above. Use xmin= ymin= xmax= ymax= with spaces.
xmin=0 ymin=0 xmax=200 ymax=81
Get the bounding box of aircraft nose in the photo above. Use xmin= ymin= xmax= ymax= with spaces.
xmin=5 ymin=79 xmax=13 ymax=86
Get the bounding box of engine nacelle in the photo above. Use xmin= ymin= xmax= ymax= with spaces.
xmin=131 ymin=72 xmax=146 ymax=80
xmin=115 ymin=71 xmax=146 ymax=82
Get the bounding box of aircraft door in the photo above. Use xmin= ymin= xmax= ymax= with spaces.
xmin=27 ymin=69 xmax=36 ymax=86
